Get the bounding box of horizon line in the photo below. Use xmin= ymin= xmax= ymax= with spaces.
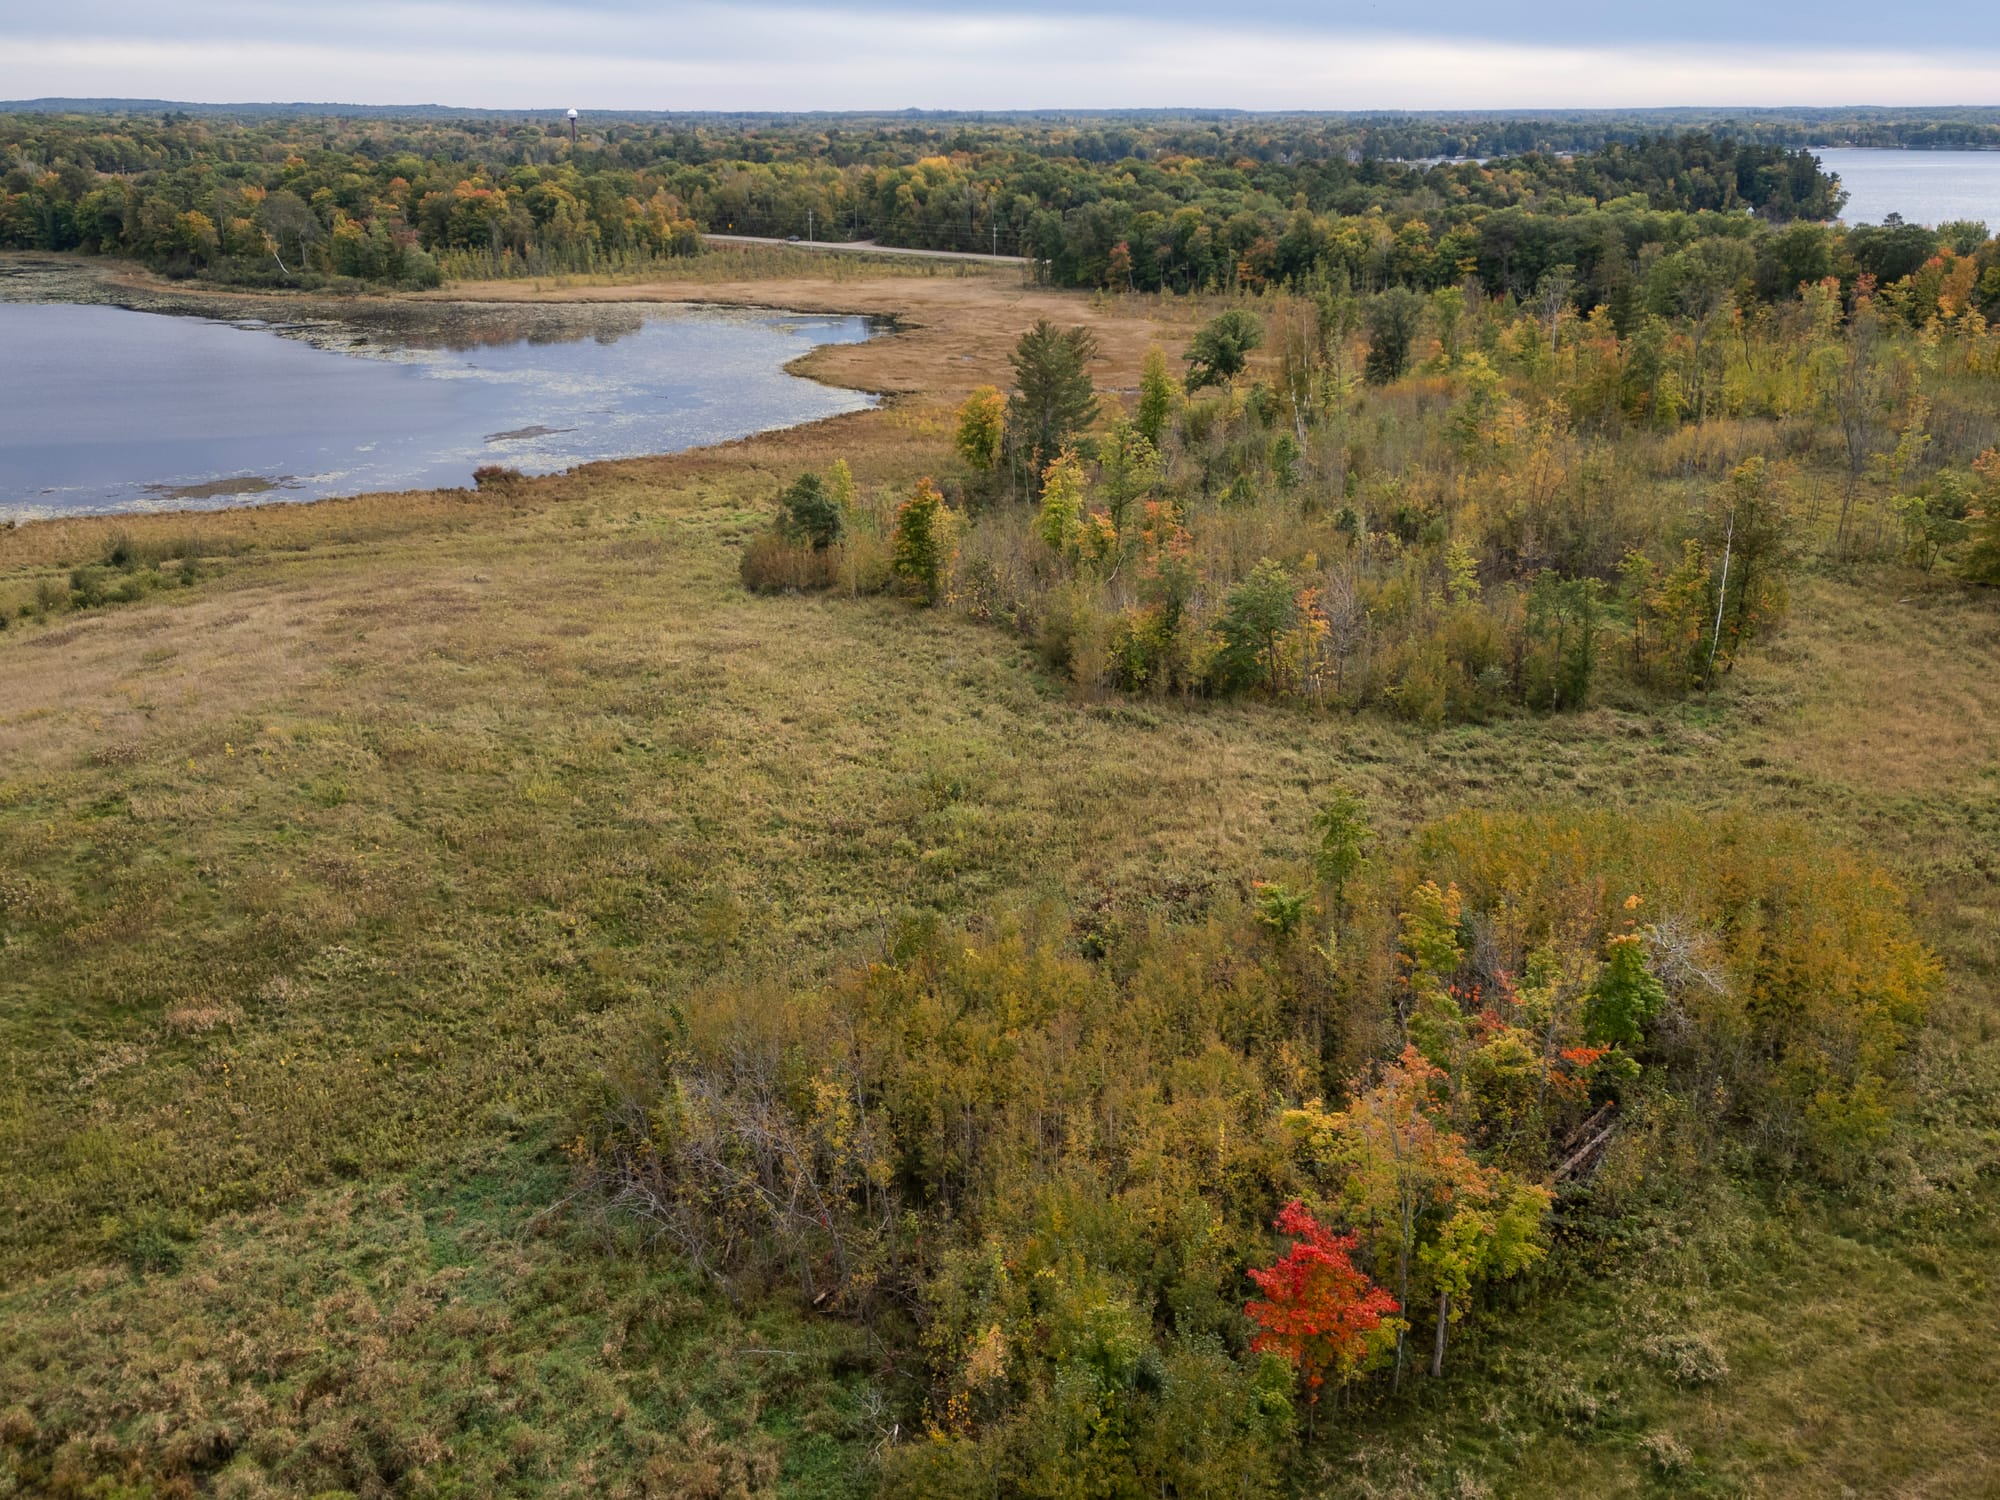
xmin=8 ymin=98 xmax=2000 ymax=118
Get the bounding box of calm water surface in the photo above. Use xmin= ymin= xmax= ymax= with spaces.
xmin=1816 ymin=148 xmax=2000 ymax=229
xmin=0 ymin=297 xmax=876 ymax=519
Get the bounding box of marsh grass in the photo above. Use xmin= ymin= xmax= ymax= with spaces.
xmin=507 ymin=244 xmax=1015 ymax=289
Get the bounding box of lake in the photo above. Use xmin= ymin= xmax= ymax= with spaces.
xmin=0 ymin=292 xmax=877 ymax=520
xmin=1815 ymin=148 xmax=2000 ymax=229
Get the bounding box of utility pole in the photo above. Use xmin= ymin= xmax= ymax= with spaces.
xmin=808 ymin=207 xmax=813 ymax=243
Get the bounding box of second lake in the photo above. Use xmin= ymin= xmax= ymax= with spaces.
xmin=1816 ymin=148 xmax=2000 ymax=229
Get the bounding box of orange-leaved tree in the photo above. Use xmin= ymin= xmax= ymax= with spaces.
xmin=1245 ymin=1200 xmax=1401 ymax=1405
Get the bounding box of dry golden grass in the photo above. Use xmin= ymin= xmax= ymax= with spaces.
xmin=426 ymin=269 xmax=1199 ymax=405
xmin=1769 ymin=573 xmax=2000 ymax=796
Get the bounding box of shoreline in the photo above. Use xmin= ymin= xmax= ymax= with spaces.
xmin=0 ymin=254 xmax=909 ymax=525
xmin=0 ymin=251 xmax=1189 ymax=574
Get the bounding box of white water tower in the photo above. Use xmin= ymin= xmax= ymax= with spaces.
xmin=567 ymin=108 xmax=578 ymax=145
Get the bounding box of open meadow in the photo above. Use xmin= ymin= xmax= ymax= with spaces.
xmin=2 ymin=251 xmax=1997 ymax=1498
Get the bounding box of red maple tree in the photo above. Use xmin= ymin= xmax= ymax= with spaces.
xmin=1245 ymin=1200 xmax=1400 ymax=1399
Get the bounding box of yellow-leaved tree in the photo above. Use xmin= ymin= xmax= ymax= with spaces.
xmin=953 ymin=385 xmax=1007 ymax=474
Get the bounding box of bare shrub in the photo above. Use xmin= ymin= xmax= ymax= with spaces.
xmin=739 ymin=532 xmax=841 ymax=593
xmin=1641 ymin=1329 xmax=1730 ymax=1386
xmin=160 ymin=1000 xmax=244 ymax=1037
xmin=593 ymin=988 xmax=902 ymax=1312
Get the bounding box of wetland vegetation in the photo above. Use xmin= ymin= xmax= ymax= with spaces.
xmin=0 ymin=111 xmax=1997 ymax=1499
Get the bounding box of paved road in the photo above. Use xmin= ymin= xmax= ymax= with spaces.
xmin=702 ymin=232 xmax=1028 ymax=266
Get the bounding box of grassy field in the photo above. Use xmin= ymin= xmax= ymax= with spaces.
xmin=1 ymin=256 xmax=1996 ymax=1498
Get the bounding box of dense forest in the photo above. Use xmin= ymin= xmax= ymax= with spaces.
xmin=4 ymin=108 xmax=1977 ymax=290
xmin=9 ymin=99 xmax=2000 ymax=148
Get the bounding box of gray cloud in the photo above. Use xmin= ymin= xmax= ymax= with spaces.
xmin=2 ymin=2 xmax=1995 ymax=109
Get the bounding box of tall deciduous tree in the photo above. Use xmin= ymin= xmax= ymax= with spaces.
xmin=257 ymin=189 xmax=320 ymax=270
xmin=1097 ymin=415 xmax=1162 ymax=535
xmin=1312 ymin=789 xmax=1373 ymax=915
xmin=1701 ymin=457 xmax=1796 ymax=683
xmin=1210 ymin=559 xmax=1297 ymax=692
xmin=1647 ymin=237 xmax=1753 ymax=424
xmin=1364 ymin=289 xmax=1425 ymax=384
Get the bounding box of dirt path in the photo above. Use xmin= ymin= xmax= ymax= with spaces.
xmin=702 ymin=232 xmax=1028 ymax=267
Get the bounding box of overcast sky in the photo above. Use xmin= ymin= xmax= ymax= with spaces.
xmin=3 ymin=1 xmax=1996 ymax=112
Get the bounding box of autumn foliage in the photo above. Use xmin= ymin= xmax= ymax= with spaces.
xmin=558 ymin=791 xmax=1957 ymax=1495
xmin=1246 ymin=1201 xmax=1401 ymax=1398
xmin=892 ymin=477 xmax=950 ymax=603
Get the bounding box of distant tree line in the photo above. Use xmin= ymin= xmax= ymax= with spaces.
xmin=0 ymin=113 xmax=703 ymax=287
xmin=1 ymin=111 xmax=1972 ymax=300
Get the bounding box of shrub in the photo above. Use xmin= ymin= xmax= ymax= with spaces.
xmin=471 ymin=464 xmax=524 ymax=491
xmin=1035 ymin=581 xmax=1096 ymax=678
xmin=1639 ymin=1430 xmax=1696 ymax=1475
xmin=1035 ymin=449 xmax=1088 ymax=560
xmin=1246 ymin=1201 xmax=1400 ymax=1399
xmin=739 ymin=531 xmax=839 ymax=593
xmin=1641 ymin=1329 xmax=1730 ymax=1386
xmin=776 ymin=471 xmax=844 ymax=551
xmin=68 ymin=566 xmax=108 ymax=609
xmin=1184 ymin=308 xmax=1265 ymax=392
xmin=837 ymin=529 xmax=896 ymax=596
xmin=584 ymin=803 xmax=1941 ymax=1484
xmin=1252 ymin=882 xmax=1313 ymax=942
xmin=1407 ymin=808 xmax=1939 ymax=1172
xmin=1958 ymin=448 xmax=2000 ymax=584
xmin=954 ymin=385 xmax=1007 ymax=474
xmin=103 ymin=1209 xmax=195 ymax=1275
